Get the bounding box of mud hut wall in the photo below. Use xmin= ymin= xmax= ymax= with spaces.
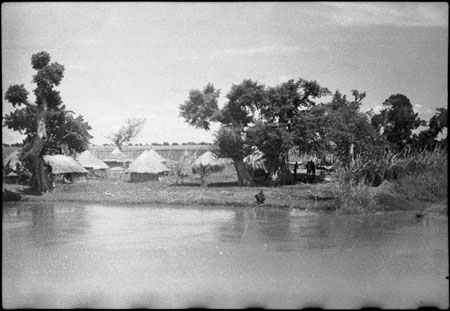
xmin=129 ymin=172 xmax=160 ymax=182
xmin=86 ymin=168 xmax=108 ymax=178
xmin=53 ymin=173 xmax=87 ymax=184
xmin=107 ymin=168 xmax=126 ymax=179
xmin=105 ymin=161 xmax=130 ymax=169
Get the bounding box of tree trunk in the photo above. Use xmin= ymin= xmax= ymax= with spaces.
xmin=266 ymin=154 xmax=294 ymax=185
xmin=279 ymin=154 xmax=294 ymax=185
xmin=233 ymin=158 xmax=255 ymax=186
xmin=349 ymin=142 xmax=354 ymax=166
xmin=25 ymin=95 xmax=49 ymax=194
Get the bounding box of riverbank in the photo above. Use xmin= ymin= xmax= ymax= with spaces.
xmin=3 ymin=175 xmax=447 ymax=214
xmin=2 ymin=178 xmax=335 ymax=210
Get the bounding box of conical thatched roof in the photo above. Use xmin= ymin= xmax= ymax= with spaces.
xmin=43 ymin=155 xmax=89 ymax=175
xmin=126 ymin=150 xmax=170 ymax=174
xmin=76 ymin=150 xmax=109 ymax=170
xmin=4 ymin=151 xmax=21 ymax=170
xmin=194 ymin=151 xmax=228 ymax=168
xmin=147 ymin=149 xmax=167 ymax=163
xmin=103 ymin=147 xmax=132 ymax=163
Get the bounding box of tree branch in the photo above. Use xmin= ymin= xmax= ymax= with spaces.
xmin=21 ymin=100 xmax=38 ymax=112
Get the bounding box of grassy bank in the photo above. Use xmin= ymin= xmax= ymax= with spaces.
xmin=3 ymin=150 xmax=447 ymax=214
xmin=5 ymin=177 xmax=336 ymax=210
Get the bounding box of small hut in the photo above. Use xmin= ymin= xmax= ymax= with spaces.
xmin=4 ymin=172 xmax=19 ymax=184
xmin=125 ymin=149 xmax=170 ymax=182
xmin=76 ymin=150 xmax=109 ymax=177
xmin=43 ymin=154 xmax=89 ymax=183
xmin=192 ymin=151 xmax=228 ymax=186
xmin=4 ymin=150 xmax=21 ymax=171
xmin=3 ymin=151 xmax=23 ymax=184
xmin=103 ymin=147 xmax=132 ymax=169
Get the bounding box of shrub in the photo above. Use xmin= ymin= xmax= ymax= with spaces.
xmin=393 ymin=147 xmax=447 ymax=201
xmin=332 ymin=146 xmax=448 ymax=212
xmin=332 ymin=165 xmax=376 ymax=214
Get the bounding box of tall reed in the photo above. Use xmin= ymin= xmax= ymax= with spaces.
xmin=332 ymin=146 xmax=447 ymax=213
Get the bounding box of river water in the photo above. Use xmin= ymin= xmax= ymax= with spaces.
xmin=2 ymin=202 xmax=448 ymax=308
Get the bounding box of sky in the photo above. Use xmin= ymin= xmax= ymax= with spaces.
xmin=2 ymin=2 xmax=448 ymax=145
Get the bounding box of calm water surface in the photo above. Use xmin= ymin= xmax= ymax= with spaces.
xmin=2 ymin=202 xmax=448 ymax=308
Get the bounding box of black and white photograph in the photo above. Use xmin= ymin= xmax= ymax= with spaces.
xmin=2 ymin=2 xmax=448 ymax=308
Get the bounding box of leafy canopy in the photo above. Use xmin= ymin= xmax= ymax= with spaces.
xmin=3 ymin=51 xmax=92 ymax=156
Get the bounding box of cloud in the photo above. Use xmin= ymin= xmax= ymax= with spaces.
xmin=414 ymin=104 xmax=433 ymax=114
xmin=326 ymin=2 xmax=448 ymax=27
xmin=79 ymin=37 xmax=99 ymax=47
xmin=210 ymin=45 xmax=307 ymax=58
xmin=65 ymin=64 xmax=90 ymax=72
xmin=104 ymin=16 xmax=124 ymax=30
xmin=367 ymin=104 xmax=384 ymax=114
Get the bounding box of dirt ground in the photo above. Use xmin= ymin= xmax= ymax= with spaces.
xmin=2 ymin=165 xmax=447 ymax=214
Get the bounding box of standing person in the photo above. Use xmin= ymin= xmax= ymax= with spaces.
xmin=293 ymin=162 xmax=299 ymax=182
xmin=311 ymin=161 xmax=316 ymax=183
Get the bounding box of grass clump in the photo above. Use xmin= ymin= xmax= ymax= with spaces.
xmin=332 ymin=147 xmax=447 ymax=213
xmin=332 ymin=161 xmax=376 ymax=214
xmin=393 ymin=147 xmax=447 ymax=202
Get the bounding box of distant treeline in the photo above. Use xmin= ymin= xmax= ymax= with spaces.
xmin=3 ymin=144 xmax=213 ymax=163
xmin=2 ymin=142 xmax=212 ymax=148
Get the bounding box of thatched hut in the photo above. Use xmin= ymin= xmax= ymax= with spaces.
xmin=125 ymin=149 xmax=170 ymax=182
xmin=192 ymin=151 xmax=228 ymax=186
xmin=4 ymin=150 xmax=21 ymax=170
xmin=3 ymin=151 xmax=23 ymax=184
xmin=76 ymin=150 xmax=109 ymax=177
xmin=43 ymin=154 xmax=89 ymax=183
xmin=4 ymin=172 xmax=19 ymax=184
xmin=103 ymin=147 xmax=132 ymax=169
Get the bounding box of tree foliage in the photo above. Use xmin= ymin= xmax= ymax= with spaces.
xmin=179 ymin=83 xmax=220 ymax=130
xmin=180 ymin=77 xmax=445 ymax=186
xmin=412 ymin=108 xmax=448 ymax=150
xmin=323 ymin=91 xmax=385 ymax=164
xmin=371 ymin=94 xmax=425 ymax=151
xmin=108 ymin=118 xmax=146 ymax=150
xmin=3 ymin=51 xmax=92 ymax=193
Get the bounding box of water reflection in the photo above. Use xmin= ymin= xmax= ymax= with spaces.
xmin=2 ymin=202 xmax=448 ymax=309
xmin=3 ymin=202 xmax=91 ymax=248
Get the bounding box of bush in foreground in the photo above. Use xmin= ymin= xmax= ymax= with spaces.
xmin=332 ymin=147 xmax=448 ymax=213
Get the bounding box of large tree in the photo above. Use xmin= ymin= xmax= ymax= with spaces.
xmin=3 ymin=51 xmax=92 ymax=194
xmin=323 ymin=90 xmax=385 ymax=165
xmin=180 ymin=78 xmax=332 ymax=185
xmin=257 ymin=79 xmax=330 ymax=183
xmin=180 ymin=81 xmax=263 ymax=186
xmin=371 ymin=94 xmax=425 ymax=151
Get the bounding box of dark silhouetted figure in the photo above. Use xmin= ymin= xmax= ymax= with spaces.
xmin=255 ymin=190 xmax=265 ymax=205
xmin=293 ymin=162 xmax=299 ymax=181
xmin=306 ymin=160 xmax=316 ymax=183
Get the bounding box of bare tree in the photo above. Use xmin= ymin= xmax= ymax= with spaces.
xmin=108 ymin=118 xmax=146 ymax=151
